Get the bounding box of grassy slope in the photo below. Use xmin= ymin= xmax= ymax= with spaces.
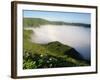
xmin=23 ymin=18 xmax=50 ymax=27
xmin=23 ymin=30 xmax=90 ymax=69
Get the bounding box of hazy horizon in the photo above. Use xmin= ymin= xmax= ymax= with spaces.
xmin=23 ymin=10 xmax=91 ymax=24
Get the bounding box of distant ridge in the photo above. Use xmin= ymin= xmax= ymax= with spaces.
xmin=23 ymin=18 xmax=91 ymax=27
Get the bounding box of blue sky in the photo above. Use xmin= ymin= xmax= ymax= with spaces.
xmin=23 ymin=10 xmax=91 ymax=24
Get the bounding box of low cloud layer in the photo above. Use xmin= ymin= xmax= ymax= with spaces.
xmin=25 ymin=25 xmax=90 ymax=60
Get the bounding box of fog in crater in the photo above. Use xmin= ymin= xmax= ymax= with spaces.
xmin=25 ymin=25 xmax=91 ymax=60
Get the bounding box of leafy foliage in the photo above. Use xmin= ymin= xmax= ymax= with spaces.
xmin=23 ymin=52 xmax=77 ymax=69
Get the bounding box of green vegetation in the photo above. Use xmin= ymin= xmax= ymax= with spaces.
xmin=23 ymin=18 xmax=50 ymax=27
xmin=23 ymin=18 xmax=90 ymax=27
xmin=23 ymin=30 xmax=90 ymax=69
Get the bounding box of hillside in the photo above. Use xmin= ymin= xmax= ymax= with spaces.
xmin=23 ymin=18 xmax=50 ymax=27
xmin=23 ymin=18 xmax=90 ymax=27
xmin=45 ymin=41 xmax=83 ymax=60
xmin=23 ymin=30 xmax=90 ymax=69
